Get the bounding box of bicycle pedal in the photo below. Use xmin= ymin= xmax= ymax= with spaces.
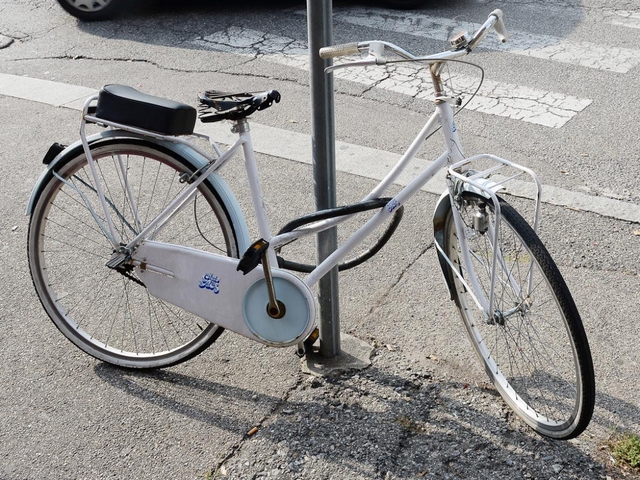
xmin=304 ymin=327 xmax=320 ymax=348
xmin=237 ymin=238 xmax=269 ymax=275
xmin=106 ymin=252 xmax=128 ymax=269
xmin=295 ymin=328 xmax=320 ymax=358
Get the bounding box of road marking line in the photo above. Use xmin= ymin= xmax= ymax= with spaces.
xmin=0 ymin=72 xmax=95 ymax=108
xmin=318 ymin=7 xmax=640 ymax=74
xmin=192 ymin=27 xmax=592 ymax=128
xmin=605 ymin=9 xmax=640 ymax=30
xmin=199 ymin=122 xmax=640 ymax=224
xmin=2 ymin=73 xmax=639 ymax=223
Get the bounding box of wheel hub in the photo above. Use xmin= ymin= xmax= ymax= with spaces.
xmin=65 ymin=0 xmax=112 ymax=12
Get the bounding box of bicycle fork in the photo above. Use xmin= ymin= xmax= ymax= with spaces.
xmin=434 ymin=184 xmax=539 ymax=325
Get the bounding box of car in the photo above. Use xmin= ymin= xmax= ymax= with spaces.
xmin=55 ymin=0 xmax=425 ymax=21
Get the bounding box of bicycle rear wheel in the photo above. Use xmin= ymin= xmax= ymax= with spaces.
xmin=443 ymin=192 xmax=595 ymax=439
xmin=28 ymin=139 xmax=239 ymax=368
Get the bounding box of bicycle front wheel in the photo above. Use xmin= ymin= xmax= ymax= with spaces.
xmin=443 ymin=192 xmax=595 ymax=439
xmin=28 ymin=139 xmax=240 ymax=368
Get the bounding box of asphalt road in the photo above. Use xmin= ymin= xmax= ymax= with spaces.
xmin=0 ymin=0 xmax=639 ymax=478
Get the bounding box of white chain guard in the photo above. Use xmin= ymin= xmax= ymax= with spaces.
xmin=133 ymin=241 xmax=316 ymax=347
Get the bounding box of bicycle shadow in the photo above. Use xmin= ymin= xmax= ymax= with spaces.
xmin=93 ymin=350 xmax=627 ymax=479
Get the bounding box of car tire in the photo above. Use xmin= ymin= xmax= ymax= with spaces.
xmin=380 ymin=0 xmax=425 ymax=8
xmin=56 ymin=0 xmax=124 ymax=21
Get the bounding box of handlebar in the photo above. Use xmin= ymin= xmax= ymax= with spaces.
xmin=492 ymin=9 xmax=509 ymax=43
xmin=319 ymin=9 xmax=509 ymax=70
xmin=318 ymin=42 xmax=360 ymax=60
xmin=468 ymin=9 xmax=508 ymax=49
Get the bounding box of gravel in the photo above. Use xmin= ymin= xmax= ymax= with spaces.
xmin=213 ymin=346 xmax=633 ymax=480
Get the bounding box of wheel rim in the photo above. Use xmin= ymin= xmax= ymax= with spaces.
xmin=29 ymin=142 xmax=237 ymax=367
xmin=446 ymin=195 xmax=582 ymax=433
xmin=64 ymin=0 xmax=113 ymax=13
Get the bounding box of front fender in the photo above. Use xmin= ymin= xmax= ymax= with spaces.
xmin=432 ymin=178 xmax=504 ymax=301
xmin=26 ymin=130 xmax=250 ymax=252
xmin=433 ymin=191 xmax=457 ymax=301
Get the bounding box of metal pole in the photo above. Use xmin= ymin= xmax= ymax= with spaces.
xmin=307 ymin=0 xmax=340 ymax=357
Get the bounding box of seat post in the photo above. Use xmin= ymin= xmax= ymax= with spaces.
xmin=231 ymin=118 xmax=250 ymax=134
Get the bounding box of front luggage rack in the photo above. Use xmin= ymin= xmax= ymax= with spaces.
xmin=448 ymin=154 xmax=542 ymax=234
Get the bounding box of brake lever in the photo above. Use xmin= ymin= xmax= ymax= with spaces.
xmin=324 ymin=56 xmax=380 ymax=74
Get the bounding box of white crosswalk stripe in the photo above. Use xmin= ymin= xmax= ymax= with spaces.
xmin=192 ymin=26 xmax=592 ymax=128
xmin=605 ymin=9 xmax=640 ymax=30
xmin=319 ymin=7 xmax=640 ymax=74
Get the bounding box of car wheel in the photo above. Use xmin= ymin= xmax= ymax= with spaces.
xmin=56 ymin=0 xmax=124 ymax=21
xmin=380 ymin=0 xmax=425 ymax=8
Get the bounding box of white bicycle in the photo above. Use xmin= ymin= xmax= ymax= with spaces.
xmin=27 ymin=10 xmax=595 ymax=439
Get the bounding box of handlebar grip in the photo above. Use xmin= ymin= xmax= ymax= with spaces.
xmin=319 ymin=42 xmax=360 ymax=59
xmin=490 ymin=9 xmax=509 ymax=43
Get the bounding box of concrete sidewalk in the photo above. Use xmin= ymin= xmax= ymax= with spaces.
xmin=3 ymin=72 xmax=640 ymax=224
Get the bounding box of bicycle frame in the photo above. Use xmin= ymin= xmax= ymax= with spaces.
xmin=77 ymin=91 xmax=461 ymax=274
xmin=75 ymin=51 xmax=541 ymax=326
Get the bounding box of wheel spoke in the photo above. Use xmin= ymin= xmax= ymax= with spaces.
xmin=444 ymin=192 xmax=594 ymax=439
xmin=29 ymin=141 xmax=238 ymax=368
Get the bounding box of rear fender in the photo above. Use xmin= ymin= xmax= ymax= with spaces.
xmin=26 ymin=130 xmax=250 ymax=252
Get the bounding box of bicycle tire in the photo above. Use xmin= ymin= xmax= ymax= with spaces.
xmin=28 ymin=139 xmax=239 ymax=368
xmin=443 ymin=192 xmax=595 ymax=439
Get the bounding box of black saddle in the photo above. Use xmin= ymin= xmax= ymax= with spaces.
xmin=94 ymin=84 xmax=197 ymax=136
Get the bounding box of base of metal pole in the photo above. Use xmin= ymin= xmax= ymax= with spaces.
xmin=301 ymin=334 xmax=373 ymax=376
